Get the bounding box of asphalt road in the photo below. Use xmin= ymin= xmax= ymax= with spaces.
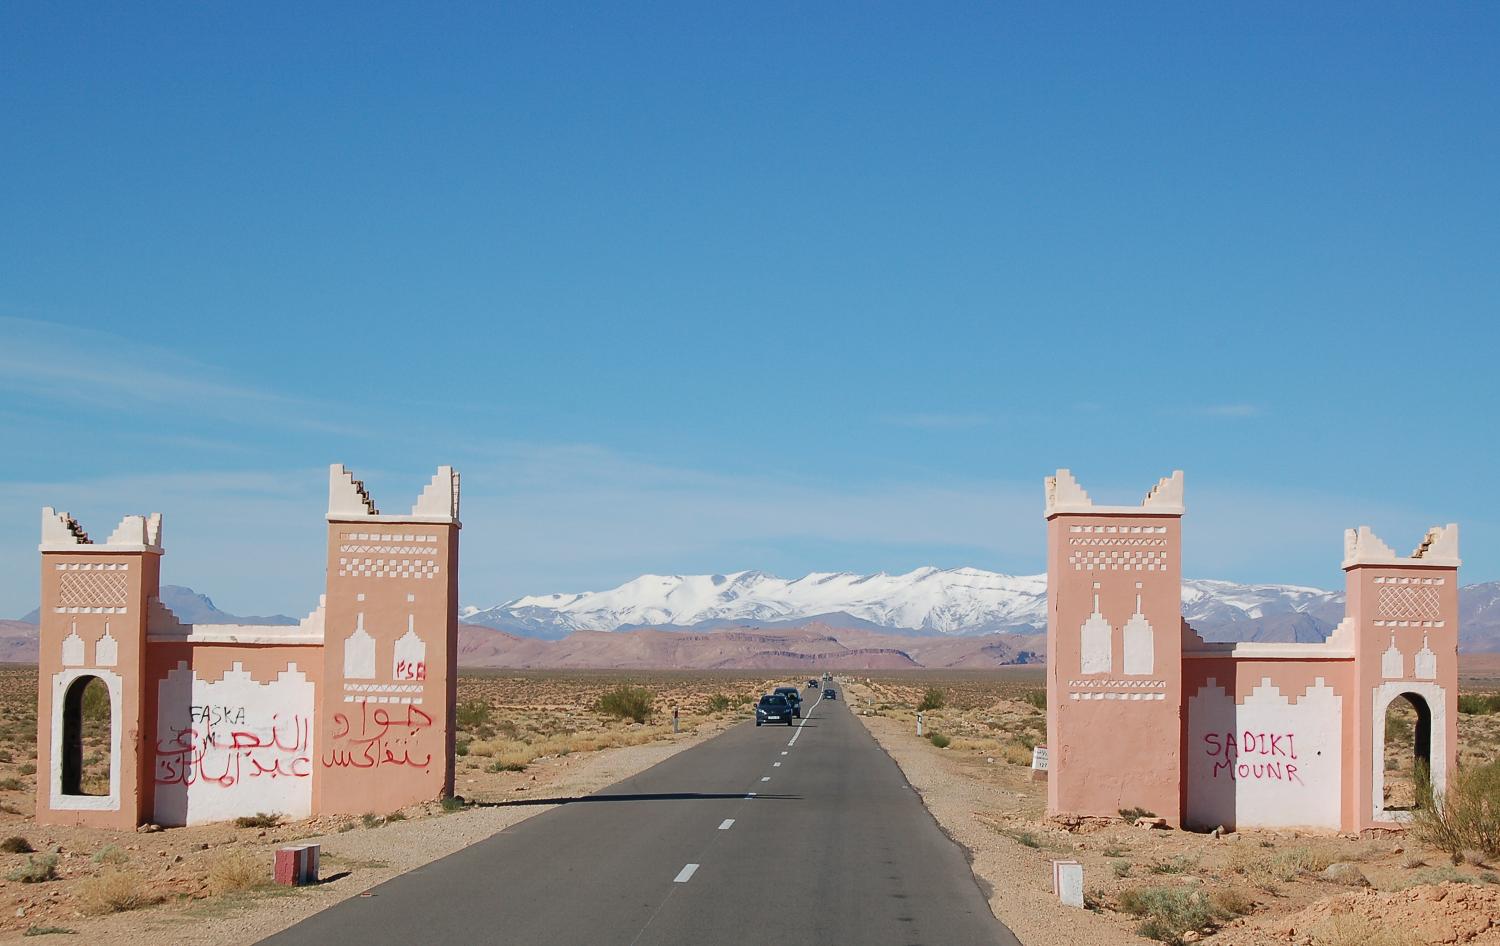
xmin=262 ymin=684 xmax=1021 ymax=946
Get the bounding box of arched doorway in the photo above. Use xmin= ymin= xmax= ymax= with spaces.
xmin=1371 ymin=681 xmax=1447 ymax=823
xmin=61 ymin=675 xmax=112 ymax=796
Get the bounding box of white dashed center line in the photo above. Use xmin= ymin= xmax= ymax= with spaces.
xmin=760 ymin=776 xmax=770 ymax=782
xmin=781 ymin=751 xmax=788 ymax=755
xmin=773 ymin=762 xmax=781 ymax=767
xmin=718 ymin=819 xmax=735 ymax=830
xmin=674 ymin=864 xmax=699 ymax=883
xmin=787 ymin=693 xmax=823 ymax=747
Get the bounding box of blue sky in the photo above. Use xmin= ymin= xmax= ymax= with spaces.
xmin=3 ymin=3 xmax=1497 ymax=618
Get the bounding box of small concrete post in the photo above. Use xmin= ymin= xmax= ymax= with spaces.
xmin=1052 ymin=859 xmax=1083 ymax=908
xmin=275 ymin=844 xmax=320 ymax=886
xmin=916 ymin=712 xmax=924 ymax=737
xmin=673 ymin=706 xmax=680 ymax=734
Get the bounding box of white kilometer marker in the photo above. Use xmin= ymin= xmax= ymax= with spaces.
xmin=760 ymin=776 xmax=770 ymax=782
xmin=718 ymin=819 xmax=735 ymax=830
xmin=674 ymin=864 xmax=700 ymax=883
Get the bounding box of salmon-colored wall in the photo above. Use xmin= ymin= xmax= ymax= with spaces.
xmin=1047 ymin=513 xmax=1183 ymax=822
xmin=316 ymin=519 xmax=458 ymax=815
xmin=35 ymin=550 xmax=157 ymax=830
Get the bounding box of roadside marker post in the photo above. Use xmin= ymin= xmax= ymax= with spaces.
xmin=1052 ymin=859 xmax=1084 ymax=908
xmin=673 ymin=706 xmax=679 ymax=734
xmin=1031 ymin=745 xmax=1049 ymax=782
xmin=275 ymin=844 xmax=320 ymax=886
xmin=916 ymin=712 xmax=924 ymax=737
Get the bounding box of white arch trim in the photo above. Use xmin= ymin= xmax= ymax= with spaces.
xmin=49 ymin=668 xmax=123 ymax=811
xmin=1371 ymin=681 xmax=1447 ymax=824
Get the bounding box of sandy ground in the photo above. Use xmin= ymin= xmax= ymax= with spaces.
xmin=0 ymin=713 xmax=740 ymax=945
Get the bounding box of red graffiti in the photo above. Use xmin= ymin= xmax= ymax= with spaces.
xmin=394 ymin=660 xmax=427 ymax=681
xmin=1203 ymin=730 xmax=1301 ymax=783
xmin=323 ymin=702 xmax=434 ymax=772
xmin=155 ymin=713 xmax=312 ymax=788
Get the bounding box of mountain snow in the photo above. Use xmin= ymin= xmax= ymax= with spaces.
xmin=461 ymin=567 xmax=1346 ymax=640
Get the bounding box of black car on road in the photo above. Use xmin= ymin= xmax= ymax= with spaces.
xmin=773 ymin=686 xmax=803 ymax=718
xmin=756 ymin=694 xmax=795 ymax=726
xmin=823 ymin=688 xmax=837 ymax=700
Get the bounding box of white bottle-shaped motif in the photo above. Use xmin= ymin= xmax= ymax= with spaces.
xmin=1381 ymin=633 xmax=1404 ymax=680
xmin=1080 ymin=584 xmax=1112 ymax=675
xmin=392 ymin=615 xmax=427 ymax=682
xmin=1414 ymin=635 xmax=1437 ymax=680
xmin=1122 ymin=584 xmax=1155 ymax=675
xmin=343 ymin=612 xmax=376 ymax=680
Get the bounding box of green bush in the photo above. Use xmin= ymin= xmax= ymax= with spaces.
xmin=8 ymin=854 xmax=58 ymax=883
xmin=1412 ymin=760 xmax=1500 ymax=857
xmin=1459 ymin=693 xmax=1500 ymax=715
xmin=1117 ymin=886 xmax=1226 ymax=944
xmin=1021 ymin=689 xmax=1047 ymax=711
xmin=455 ymin=700 xmax=492 ymax=729
xmin=1 ymin=836 xmax=33 ymax=854
xmin=917 ymin=687 xmax=946 ymax=712
xmin=595 ymin=686 xmax=655 ymax=723
xmin=233 ymin=812 xmax=279 ymax=829
xmin=18 ymin=763 xmax=35 ymax=777
xmin=706 ymin=694 xmax=732 ymax=712
xmin=440 ymin=796 xmax=466 ymax=812
xmin=929 ymin=733 xmax=951 ymax=749
xmin=488 ymin=760 xmax=526 ymax=773
xmin=1119 ymin=806 xmax=1157 ymax=822
xmin=0 ymin=778 xmax=23 ymax=791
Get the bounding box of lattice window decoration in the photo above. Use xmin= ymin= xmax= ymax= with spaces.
xmin=1378 ymin=585 xmax=1441 ymax=621
xmin=55 ymin=563 xmax=130 ymax=613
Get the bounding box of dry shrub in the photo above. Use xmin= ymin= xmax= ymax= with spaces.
xmin=1307 ymin=913 xmax=1424 ymax=946
xmin=1208 ymin=885 xmax=1256 ymax=917
xmin=207 ymin=850 xmax=268 ymax=895
xmin=1280 ymin=844 xmax=1339 ymax=875
xmin=1000 ymin=740 xmax=1033 ymax=766
xmin=1 ymin=836 xmax=32 ymax=854
xmin=1116 ymin=886 xmax=1226 ymax=944
xmin=76 ymin=870 xmax=160 ymax=915
xmin=1411 ymin=759 xmax=1500 ymax=857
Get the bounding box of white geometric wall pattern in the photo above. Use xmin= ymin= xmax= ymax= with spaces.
xmin=1080 ymin=586 xmax=1112 ymax=675
xmin=1378 ymin=585 xmax=1441 ymax=621
xmin=1382 ymin=635 xmax=1404 ymax=680
xmin=1065 ymin=535 xmax=1170 ymax=572
xmin=343 ymin=614 xmax=376 ymax=680
xmin=95 ymin=627 xmax=118 ymax=668
xmin=56 ymin=567 xmax=129 ymax=613
xmin=336 ymin=558 xmax=441 ymax=581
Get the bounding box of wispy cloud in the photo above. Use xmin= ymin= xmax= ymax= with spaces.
xmin=880 ymin=411 xmax=990 ymax=430
xmin=0 ymin=315 xmax=361 ymax=436
xmin=1188 ymin=404 xmax=1264 ymax=418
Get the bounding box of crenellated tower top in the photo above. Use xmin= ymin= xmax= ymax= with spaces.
xmin=327 ymin=464 xmax=460 ymax=525
xmin=1342 ymin=523 xmax=1459 ymax=570
xmin=1045 ymin=469 xmax=1184 ymax=518
xmin=40 ymin=508 xmax=163 ymax=553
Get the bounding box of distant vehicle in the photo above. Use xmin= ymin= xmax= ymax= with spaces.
xmin=823 ymin=688 xmax=836 ymax=700
xmin=773 ymin=686 xmax=803 ymax=717
xmin=807 ymin=679 xmax=819 ymax=688
xmin=756 ymin=694 xmax=794 ymax=726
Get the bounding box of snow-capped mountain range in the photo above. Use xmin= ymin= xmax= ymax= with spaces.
xmin=460 ymin=566 xmax=1370 ymax=642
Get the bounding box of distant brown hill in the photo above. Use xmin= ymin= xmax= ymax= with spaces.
xmin=455 ymin=622 xmax=1044 ymax=670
